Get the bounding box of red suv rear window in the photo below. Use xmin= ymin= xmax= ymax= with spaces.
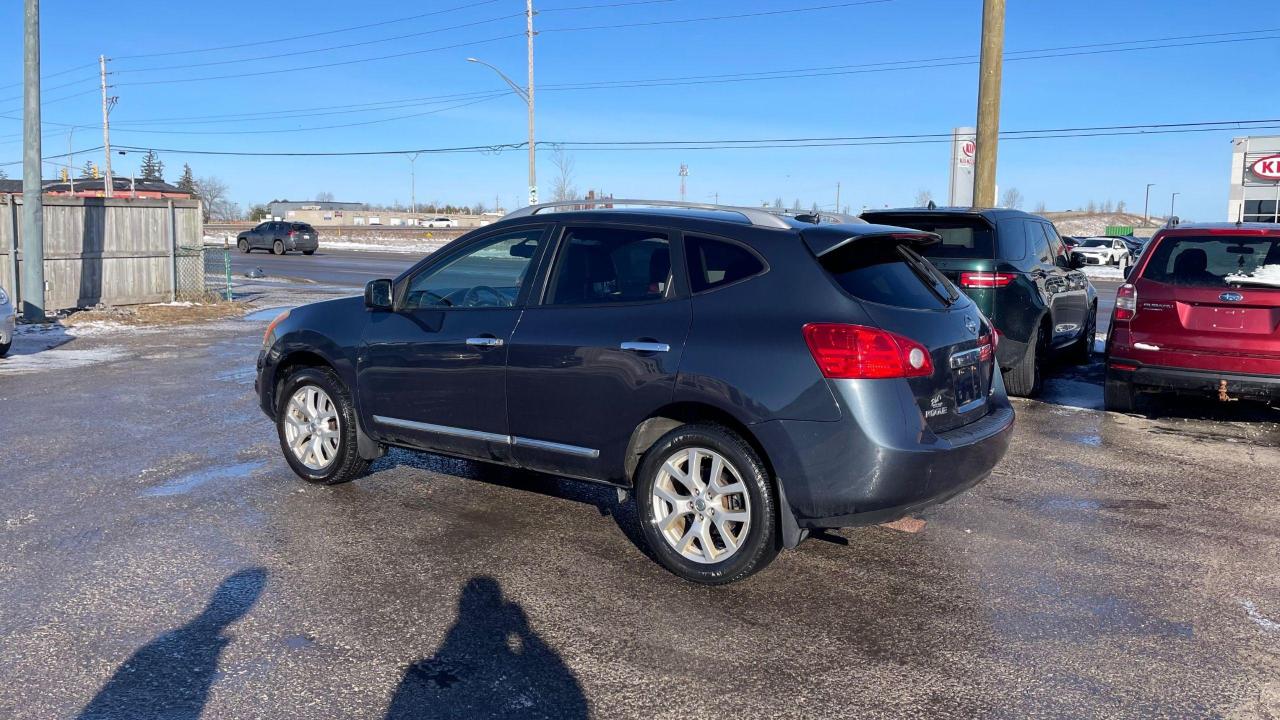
xmin=1141 ymin=235 xmax=1280 ymax=289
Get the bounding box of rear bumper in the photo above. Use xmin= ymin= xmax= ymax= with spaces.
xmin=753 ymin=376 xmax=1015 ymax=531
xmin=1109 ymin=363 xmax=1280 ymax=402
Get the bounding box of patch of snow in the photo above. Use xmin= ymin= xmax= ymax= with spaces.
xmin=1225 ymin=264 xmax=1280 ymax=288
xmin=0 ymin=346 xmax=127 ymax=375
xmin=1240 ymin=599 xmax=1280 ymax=632
xmin=1083 ymin=265 xmax=1126 ymax=280
xmin=319 ymin=239 xmax=445 ymax=255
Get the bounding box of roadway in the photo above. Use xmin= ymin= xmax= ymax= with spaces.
xmin=204 ymin=246 xmax=423 ymax=288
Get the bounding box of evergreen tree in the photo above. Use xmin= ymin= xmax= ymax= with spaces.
xmin=80 ymin=160 xmax=96 ymax=179
xmin=0 ymin=168 xmax=7 ymax=181
xmin=139 ymin=150 xmax=164 ymax=181
xmin=176 ymin=163 xmax=197 ymax=195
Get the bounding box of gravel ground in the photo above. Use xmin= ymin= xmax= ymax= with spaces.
xmin=1 ymin=283 xmax=1278 ymax=719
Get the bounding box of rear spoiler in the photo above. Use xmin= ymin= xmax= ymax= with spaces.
xmin=801 ymin=224 xmax=941 ymax=258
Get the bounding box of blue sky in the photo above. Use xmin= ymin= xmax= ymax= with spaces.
xmin=1 ymin=0 xmax=1277 ymax=220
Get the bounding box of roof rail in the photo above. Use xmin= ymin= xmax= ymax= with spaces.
xmin=502 ymin=198 xmax=793 ymax=229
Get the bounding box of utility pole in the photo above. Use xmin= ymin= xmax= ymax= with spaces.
xmin=973 ymin=0 xmax=1005 ymax=208
xmin=835 ymin=182 xmax=841 ymax=213
xmin=21 ymin=0 xmax=46 ymax=322
xmin=1143 ymin=183 xmax=1155 ymax=225
xmin=526 ymin=0 xmax=537 ymax=206
xmin=1169 ymin=191 xmax=1179 ymax=219
xmin=408 ymin=152 xmax=420 ymax=215
xmin=67 ymin=128 xmax=74 ymax=194
xmin=99 ymin=54 xmax=114 ymax=198
xmin=679 ymin=163 xmax=688 ymax=202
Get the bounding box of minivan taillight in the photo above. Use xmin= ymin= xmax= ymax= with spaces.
xmin=1115 ymin=283 xmax=1137 ymax=321
xmin=803 ymin=323 xmax=934 ymax=379
xmin=960 ymin=272 xmax=1016 ymax=288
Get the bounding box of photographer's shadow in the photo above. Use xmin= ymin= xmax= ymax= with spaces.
xmin=78 ymin=567 xmax=267 ymax=720
xmin=385 ymin=576 xmax=588 ymax=720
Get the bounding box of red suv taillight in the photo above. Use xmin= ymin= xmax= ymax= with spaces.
xmin=960 ymin=272 xmax=1015 ymax=288
xmin=1115 ymin=283 xmax=1137 ymax=321
xmin=288 ymin=230 xmax=297 ymax=238
xmin=803 ymin=323 xmax=934 ymax=379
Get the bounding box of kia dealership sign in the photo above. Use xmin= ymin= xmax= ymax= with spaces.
xmin=948 ymin=127 xmax=977 ymax=206
xmin=1251 ymin=154 xmax=1280 ymax=180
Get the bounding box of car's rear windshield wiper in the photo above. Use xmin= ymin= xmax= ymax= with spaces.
xmin=898 ymin=245 xmax=959 ymax=305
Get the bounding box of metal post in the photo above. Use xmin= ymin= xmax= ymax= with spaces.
xmin=835 ymin=182 xmax=841 ymax=212
xmin=99 ymin=55 xmax=113 ymax=198
xmin=1143 ymin=183 xmax=1155 ymax=225
xmin=409 ymin=152 xmax=419 ymax=216
xmin=1170 ymin=192 xmax=1179 ymax=219
xmin=223 ymin=248 xmax=232 ymax=301
xmin=973 ymin=0 xmax=1005 ymax=208
xmin=526 ymin=0 xmax=537 ymax=206
xmin=21 ymin=0 xmax=46 ymax=322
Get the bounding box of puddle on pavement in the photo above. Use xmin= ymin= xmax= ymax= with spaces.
xmin=243 ymin=306 xmax=294 ymax=322
xmin=997 ymin=495 xmax=1168 ymax=514
xmin=283 ymin=634 xmax=316 ymax=650
xmin=142 ymin=460 xmax=267 ymax=497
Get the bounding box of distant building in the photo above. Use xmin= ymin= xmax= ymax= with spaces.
xmin=267 ymin=200 xmax=365 ymax=221
xmin=1229 ymin=136 xmax=1280 ymax=223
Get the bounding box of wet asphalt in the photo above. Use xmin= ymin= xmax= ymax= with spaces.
xmin=1 ymin=285 xmax=1278 ymax=719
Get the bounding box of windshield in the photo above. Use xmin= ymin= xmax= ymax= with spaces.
xmin=1142 ymin=235 xmax=1280 ymax=288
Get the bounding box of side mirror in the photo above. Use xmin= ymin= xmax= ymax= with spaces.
xmin=365 ymin=279 xmax=394 ymax=310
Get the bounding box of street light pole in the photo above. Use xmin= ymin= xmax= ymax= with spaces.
xmin=408 ymin=152 xmax=420 ymax=216
xmin=1170 ymin=192 xmax=1179 ymax=219
xmin=467 ymin=4 xmax=538 ymax=207
xmin=1143 ymin=183 xmax=1156 ymax=225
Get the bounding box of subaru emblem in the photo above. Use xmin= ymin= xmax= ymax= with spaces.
xmin=965 ymin=317 xmax=978 ymax=335
xmin=1219 ymin=292 xmax=1244 ymax=302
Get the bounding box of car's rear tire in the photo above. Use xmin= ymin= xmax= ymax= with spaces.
xmin=238 ymin=238 xmax=250 ymax=253
xmin=1004 ymin=327 xmax=1045 ymax=397
xmin=1104 ymin=372 xmax=1137 ymax=413
xmin=634 ymin=424 xmax=778 ymax=585
xmin=1068 ymin=304 xmax=1097 ymax=365
xmin=276 ymin=366 xmax=370 ymax=485
xmin=272 ymin=240 xmax=285 ymax=255
xmin=302 ymin=250 xmax=315 ymax=256
xmin=0 ymin=339 xmax=10 ymax=357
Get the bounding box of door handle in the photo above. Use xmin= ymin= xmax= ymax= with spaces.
xmin=466 ymin=337 xmax=504 ymax=348
xmin=620 ymin=341 xmax=670 ymax=353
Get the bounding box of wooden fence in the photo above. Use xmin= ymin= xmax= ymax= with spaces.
xmin=0 ymin=196 xmax=204 ymax=311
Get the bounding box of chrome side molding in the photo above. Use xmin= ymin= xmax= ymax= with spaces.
xmin=372 ymin=416 xmax=599 ymax=459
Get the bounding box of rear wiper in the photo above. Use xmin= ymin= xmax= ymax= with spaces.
xmin=898 ymin=246 xmax=959 ymax=305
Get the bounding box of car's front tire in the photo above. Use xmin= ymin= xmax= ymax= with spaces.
xmin=276 ymin=366 xmax=370 ymax=485
xmin=238 ymin=238 xmax=250 ymax=253
xmin=635 ymin=424 xmax=778 ymax=585
xmin=0 ymin=339 xmax=10 ymax=358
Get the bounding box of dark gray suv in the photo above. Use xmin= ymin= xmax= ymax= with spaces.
xmin=237 ymin=221 xmax=318 ymax=255
xmin=255 ymin=201 xmax=1015 ymax=584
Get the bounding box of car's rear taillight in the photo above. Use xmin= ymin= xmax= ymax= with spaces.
xmin=288 ymin=230 xmax=296 ymax=238
xmin=960 ymin=272 xmax=1016 ymax=288
xmin=803 ymin=323 xmax=934 ymax=379
xmin=1115 ymin=283 xmax=1137 ymax=321
xmin=978 ymin=331 xmax=996 ymax=362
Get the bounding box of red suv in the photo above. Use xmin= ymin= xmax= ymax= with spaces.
xmin=1104 ymin=222 xmax=1280 ymax=411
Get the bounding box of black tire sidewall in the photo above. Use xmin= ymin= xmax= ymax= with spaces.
xmin=634 ymin=425 xmax=777 ymax=585
xmin=238 ymin=238 xmax=249 ymax=253
xmin=275 ymin=367 xmax=363 ymax=484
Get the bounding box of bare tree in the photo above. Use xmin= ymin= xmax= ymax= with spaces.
xmin=914 ymin=189 xmax=933 ymax=207
xmin=1116 ymin=199 xmax=1127 ymax=213
xmin=195 ymin=176 xmax=239 ymax=221
xmin=1101 ymin=199 xmax=1114 ymax=213
xmin=1034 ymin=200 xmax=1047 ymax=214
xmin=315 ymin=191 xmax=335 ymax=203
xmin=1085 ymin=200 xmax=1098 ymax=214
xmin=1000 ymin=187 xmax=1023 ymax=210
xmin=550 ymin=147 xmax=577 ymax=202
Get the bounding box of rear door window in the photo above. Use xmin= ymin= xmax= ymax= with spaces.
xmin=685 ymin=235 xmax=764 ymax=293
xmin=548 ymin=227 xmax=672 ymax=305
xmin=1142 ymin=235 xmax=1280 ymax=288
xmin=1030 ymin=222 xmax=1052 ymax=265
xmin=820 ymin=241 xmax=957 ymax=310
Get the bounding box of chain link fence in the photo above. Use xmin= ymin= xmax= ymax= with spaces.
xmin=176 ymin=245 xmax=215 ymax=301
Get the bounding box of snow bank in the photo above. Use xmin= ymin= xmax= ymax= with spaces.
xmin=1226 ymin=264 xmax=1280 ymax=288
xmin=1083 ymin=265 xmax=1126 ymax=280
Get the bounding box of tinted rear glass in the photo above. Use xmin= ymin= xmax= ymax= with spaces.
xmin=820 ymin=241 xmax=953 ymax=310
xmin=863 ymin=216 xmax=995 ymax=259
xmin=1143 ymin=235 xmax=1280 ymax=288
xmin=291 ymin=223 xmax=314 ymax=232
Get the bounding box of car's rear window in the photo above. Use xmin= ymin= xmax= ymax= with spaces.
xmin=1142 ymin=235 xmax=1280 ymax=288
xmin=291 ymin=223 xmax=314 ymax=232
xmin=862 ymin=216 xmax=996 ymax=259
xmin=820 ymin=241 xmax=957 ymax=310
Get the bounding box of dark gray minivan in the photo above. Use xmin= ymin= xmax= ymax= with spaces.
xmin=255 ymin=201 xmax=1014 ymax=584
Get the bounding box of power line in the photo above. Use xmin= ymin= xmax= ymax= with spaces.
xmin=3 ymin=118 xmax=1262 ymax=165
xmin=541 ymin=0 xmax=896 ymax=32
xmin=111 ymin=0 xmax=506 ymax=60
xmin=0 ymin=61 xmax=99 ymax=91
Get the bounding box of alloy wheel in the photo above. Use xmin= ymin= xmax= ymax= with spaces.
xmin=650 ymin=447 xmax=752 ymax=564
xmin=282 ymin=385 xmax=341 ymax=470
